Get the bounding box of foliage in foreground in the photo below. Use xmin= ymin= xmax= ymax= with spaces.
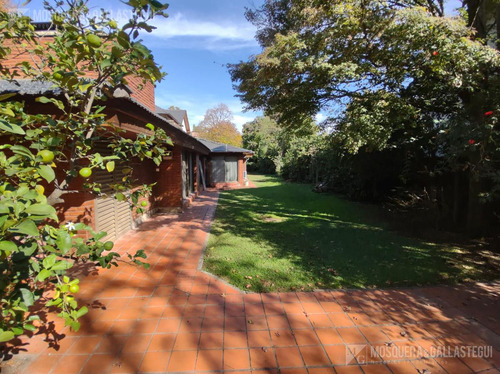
xmin=0 ymin=0 xmax=169 ymax=342
xmin=204 ymin=175 xmax=499 ymax=292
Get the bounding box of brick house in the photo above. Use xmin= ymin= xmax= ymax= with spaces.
xmin=0 ymin=26 xmax=253 ymax=241
xmin=0 ymin=79 xmax=213 ymax=240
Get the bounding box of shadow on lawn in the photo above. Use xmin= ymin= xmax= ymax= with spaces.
xmin=204 ymin=175 xmax=499 ymax=292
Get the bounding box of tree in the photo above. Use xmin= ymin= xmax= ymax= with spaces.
xmin=242 ymin=115 xmax=317 ymax=173
xmin=230 ymin=0 xmax=500 ymax=233
xmin=0 ymin=0 xmax=170 ymax=342
xmin=195 ymin=103 xmax=242 ymax=147
xmin=243 ymin=116 xmax=282 ymax=172
xmin=463 ymin=0 xmax=499 ymax=48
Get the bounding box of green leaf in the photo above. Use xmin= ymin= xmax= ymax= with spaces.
xmin=117 ymin=31 xmax=130 ymax=48
xmin=24 ymin=324 xmax=36 ymax=332
xmin=0 ymin=330 xmax=15 ymax=342
xmin=10 ymin=219 xmax=39 ymax=236
xmin=55 ymin=230 xmax=72 ymax=254
xmin=51 ymin=260 xmax=72 ymax=271
xmin=70 ymin=321 xmax=81 ymax=332
xmin=20 ymin=288 xmax=34 ymax=307
xmin=0 ymin=118 xmax=25 ymax=135
xmin=76 ymin=306 xmax=88 ymax=318
xmin=43 ymin=245 xmax=57 ymax=253
xmin=131 ymin=193 xmax=138 ymax=205
xmin=11 ymin=327 xmax=23 ymax=335
xmin=36 ymin=96 xmax=65 ymax=111
xmin=42 ymin=254 xmax=57 ymax=269
xmin=93 ymin=153 xmax=103 ymax=164
xmin=106 ymin=161 xmax=115 ymax=172
xmin=11 ymin=145 xmax=33 ymax=159
xmin=145 ymin=123 xmax=155 ymax=131
xmin=30 ymin=259 xmax=40 ymax=272
xmin=0 ymin=93 xmax=16 ymax=101
xmin=37 ymin=268 xmax=52 ymax=281
xmin=134 ymin=249 xmax=147 ymax=259
xmin=94 ymin=231 xmax=107 ymax=241
xmin=35 ymin=96 xmax=51 ymax=104
xmin=100 ymin=59 xmax=112 ymax=69
xmin=38 ymin=165 xmax=55 ymax=183
xmin=0 ymin=215 xmax=8 ymax=229
xmin=0 ymin=240 xmax=18 ymax=253
xmin=76 ymin=245 xmax=90 ymax=255
xmin=19 ymin=241 xmax=37 ymax=256
xmin=0 ymin=203 xmax=10 ymax=214
xmin=115 ymin=192 xmax=126 ymax=201
xmin=25 ymin=203 xmax=58 ymax=220
xmin=111 ymin=46 xmax=124 ymax=58
xmin=0 ymin=107 xmax=15 ymax=117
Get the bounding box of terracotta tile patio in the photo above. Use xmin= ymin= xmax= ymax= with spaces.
xmin=1 ymin=190 xmax=499 ymax=373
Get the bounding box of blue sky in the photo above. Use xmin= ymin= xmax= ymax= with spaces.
xmin=16 ymin=0 xmax=265 ymax=130
xmin=15 ymin=0 xmax=462 ymax=130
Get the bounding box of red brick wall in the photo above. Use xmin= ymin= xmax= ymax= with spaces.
xmin=1 ymin=37 xmax=50 ymax=73
xmin=130 ymin=158 xmax=157 ymax=220
xmin=154 ymin=145 xmax=183 ymax=208
xmin=3 ymin=37 xmax=156 ymax=112
xmin=56 ymin=193 xmax=95 ymax=240
xmin=126 ymin=75 xmax=156 ymax=112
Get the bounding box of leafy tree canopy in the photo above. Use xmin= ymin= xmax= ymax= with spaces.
xmin=230 ymin=0 xmax=499 ymax=148
xmin=230 ymin=0 xmax=500 ymax=233
xmin=194 ymin=103 xmax=243 ymax=147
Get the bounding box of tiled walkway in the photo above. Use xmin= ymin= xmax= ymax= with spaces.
xmin=2 ymin=191 xmax=500 ymax=374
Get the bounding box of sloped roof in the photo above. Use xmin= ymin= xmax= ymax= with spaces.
xmin=197 ymin=138 xmax=254 ymax=155
xmin=155 ymin=105 xmax=169 ymax=114
xmin=0 ymin=79 xmax=60 ymax=95
xmin=0 ymin=79 xmax=210 ymax=155
xmin=164 ymin=109 xmax=187 ymax=125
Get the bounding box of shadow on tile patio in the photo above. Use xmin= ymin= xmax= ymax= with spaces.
xmin=1 ymin=190 xmax=499 ymax=374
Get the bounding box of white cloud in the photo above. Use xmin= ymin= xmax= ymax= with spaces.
xmin=148 ymin=12 xmax=258 ymax=51
xmin=155 ymin=95 xmax=195 ymax=111
xmin=315 ymin=113 xmax=327 ymax=123
xmin=152 ymin=13 xmax=255 ymax=41
xmin=233 ymin=114 xmax=257 ymax=129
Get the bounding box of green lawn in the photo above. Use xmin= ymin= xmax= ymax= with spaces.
xmin=203 ymin=174 xmax=499 ymax=292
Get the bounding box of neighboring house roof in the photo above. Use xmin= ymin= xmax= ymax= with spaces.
xmin=155 ymin=106 xmax=190 ymax=133
xmin=197 ymin=138 xmax=254 ymax=155
xmin=0 ymin=79 xmax=210 ymax=155
xmin=155 ymin=105 xmax=170 ymax=117
xmin=163 ymin=109 xmax=186 ymax=126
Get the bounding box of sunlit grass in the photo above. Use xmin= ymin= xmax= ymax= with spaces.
xmin=203 ymin=174 xmax=499 ymax=292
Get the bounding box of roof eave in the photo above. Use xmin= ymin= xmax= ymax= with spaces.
xmin=108 ymin=98 xmax=210 ymax=155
